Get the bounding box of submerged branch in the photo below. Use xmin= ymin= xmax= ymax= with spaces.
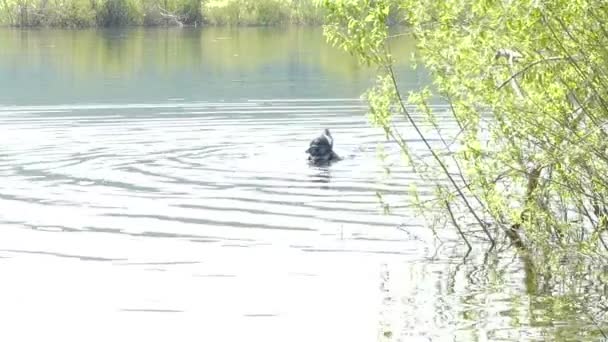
xmin=446 ymin=200 xmax=472 ymax=253
xmin=386 ymin=63 xmax=495 ymax=245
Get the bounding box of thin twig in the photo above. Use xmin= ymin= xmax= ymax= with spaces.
xmin=446 ymin=200 xmax=472 ymax=253
xmin=387 ymin=32 xmax=410 ymax=39
xmin=599 ymin=231 xmax=608 ymax=252
xmin=583 ymin=308 xmax=607 ymax=339
xmin=386 ymin=63 xmax=495 ymax=245
xmin=497 ymin=56 xmax=568 ymax=90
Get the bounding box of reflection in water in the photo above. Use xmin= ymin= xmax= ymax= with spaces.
xmin=309 ymin=167 xmax=331 ymax=184
xmin=0 ymin=27 xmax=421 ymax=105
xmin=0 ymin=27 xmax=605 ymax=342
xmin=378 ymin=247 xmax=608 ymax=341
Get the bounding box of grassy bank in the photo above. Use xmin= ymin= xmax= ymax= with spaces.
xmin=204 ymin=0 xmax=324 ymax=26
xmin=0 ymin=0 xmax=326 ymax=27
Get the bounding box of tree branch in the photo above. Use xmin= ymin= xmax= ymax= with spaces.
xmin=386 ymin=63 xmax=495 ymax=245
xmin=496 ymin=56 xmax=568 ymax=90
xmin=158 ymin=6 xmax=184 ymax=27
xmin=446 ymin=200 xmax=472 ymax=253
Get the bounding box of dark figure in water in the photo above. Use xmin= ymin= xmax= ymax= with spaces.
xmin=306 ymin=128 xmax=340 ymax=164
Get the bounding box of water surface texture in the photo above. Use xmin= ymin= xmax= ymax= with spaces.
xmin=0 ymin=28 xmax=604 ymax=342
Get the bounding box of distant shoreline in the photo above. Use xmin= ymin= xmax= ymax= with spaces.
xmin=0 ymin=23 xmax=326 ymax=28
xmin=0 ymin=0 xmax=327 ymax=28
xmin=0 ymin=0 xmax=405 ymax=29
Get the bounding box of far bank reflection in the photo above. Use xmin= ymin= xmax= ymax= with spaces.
xmin=0 ymin=27 xmax=424 ymax=105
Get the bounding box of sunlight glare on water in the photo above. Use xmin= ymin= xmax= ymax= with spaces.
xmin=0 ymin=27 xmax=603 ymax=342
xmin=0 ymin=98 xmax=436 ymax=342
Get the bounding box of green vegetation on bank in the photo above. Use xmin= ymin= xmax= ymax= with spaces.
xmin=0 ymin=0 xmax=327 ymax=27
xmin=322 ymin=0 xmax=608 ymax=259
xmin=204 ymin=0 xmax=324 ymax=25
xmin=321 ymin=1 xmax=608 ymax=335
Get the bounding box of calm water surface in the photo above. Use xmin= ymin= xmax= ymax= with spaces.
xmin=0 ymin=27 xmax=605 ymax=342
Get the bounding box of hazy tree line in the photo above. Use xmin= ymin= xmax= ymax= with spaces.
xmin=0 ymin=0 xmax=327 ymax=27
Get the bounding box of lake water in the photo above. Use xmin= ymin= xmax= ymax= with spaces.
xmin=0 ymin=27 xmax=605 ymax=342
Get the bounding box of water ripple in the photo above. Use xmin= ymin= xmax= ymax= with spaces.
xmin=0 ymin=100 xmax=456 ymax=247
